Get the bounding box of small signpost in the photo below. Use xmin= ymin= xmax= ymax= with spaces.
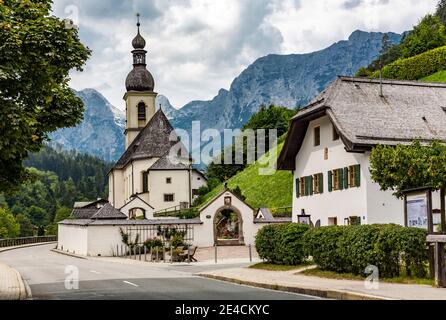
xmin=297 ymin=209 xmax=311 ymax=225
xmin=403 ymin=187 xmax=446 ymax=287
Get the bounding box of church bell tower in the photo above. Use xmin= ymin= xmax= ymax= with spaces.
xmin=124 ymin=14 xmax=157 ymax=148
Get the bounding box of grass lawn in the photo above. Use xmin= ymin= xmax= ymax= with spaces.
xmin=249 ymin=261 xmax=314 ymax=271
xmin=198 ymin=141 xmax=293 ymax=209
xmin=421 ymin=70 xmax=446 ymax=83
xmin=301 ymin=268 xmax=434 ymax=286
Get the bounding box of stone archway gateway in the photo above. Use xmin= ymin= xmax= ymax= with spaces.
xmin=213 ymin=205 xmax=244 ymax=246
xmin=128 ymin=207 xmax=146 ymax=219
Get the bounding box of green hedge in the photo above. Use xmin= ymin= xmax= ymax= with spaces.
xmin=256 ymin=223 xmax=428 ymax=278
xmin=371 ymin=45 xmax=446 ymax=80
xmin=303 ymin=224 xmax=428 ymax=278
xmin=255 ymin=223 xmax=309 ymax=265
xmin=302 ymin=225 xmax=346 ymax=272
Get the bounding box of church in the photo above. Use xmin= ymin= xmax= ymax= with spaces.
xmin=56 ymin=19 xmax=284 ymax=257
xmin=107 ymin=18 xmax=207 ymax=218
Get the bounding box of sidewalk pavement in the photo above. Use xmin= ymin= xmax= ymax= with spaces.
xmin=199 ymin=267 xmax=446 ymax=300
xmin=0 ymin=262 xmax=28 ymax=300
xmin=0 ymin=242 xmax=55 ymax=300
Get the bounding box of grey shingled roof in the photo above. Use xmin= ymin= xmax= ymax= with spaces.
xmin=113 ymin=109 xmax=186 ymax=169
xmin=254 ymin=217 xmax=292 ymax=224
xmin=90 ymin=203 xmax=127 ymax=220
xmin=149 ymin=154 xmax=189 ymax=170
xmin=257 ymin=208 xmax=274 ymax=220
xmin=59 ymin=218 xmax=203 ymax=226
xmin=71 ymin=208 xmax=99 ymax=219
xmin=255 ymin=208 xmax=291 ymax=223
xmin=278 ymin=77 xmax=446 ymax=170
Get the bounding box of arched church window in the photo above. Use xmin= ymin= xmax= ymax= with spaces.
xmin=137 ymin=102 xmax=146 ymax=121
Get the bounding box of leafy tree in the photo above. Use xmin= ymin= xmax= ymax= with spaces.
xmin=436 ymin=0 xmax=446 ymax=25
xmin=54 ymin=206 xmax=72 ymax=222
xmin=0 ymin=0 xmax=91 ymax=193
xmin=26 ymin=205 xmax=49 ymax=226
xmin=400 ymin=14 xmax=446 ymax=58
xmin=0 ymin=208 xmax=20 ymax=238
xmin=45 ymin=206 xmax=71 ymax=235
xmin=370 ymin=141 xmax=446 ymax=198
xmin=242 ymin=105 xmax=297 ymax=142
xmin=231 ymin=186 xmax=246 ymax=201
xmin=207 ymin=105 xmax=297 ymax=182
xmin=356 ymin=34 xmax=403 ymax=76
xmin=16 ymin=214 xmax=34 ymax=237
xmin=356 ymin=12 xmax=446 ymax=76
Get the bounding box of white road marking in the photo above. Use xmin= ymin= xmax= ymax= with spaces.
xmin=123 ymin=280 xmax=139 ymax=287
xmin=90 ymin=270 xmax=101 ymax=274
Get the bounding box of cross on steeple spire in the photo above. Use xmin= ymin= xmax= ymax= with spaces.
xmin=136 ymin=13 xmax=140 ymax=33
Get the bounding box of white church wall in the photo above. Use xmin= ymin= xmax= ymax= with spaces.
xmin=120 ymin=196 xmax=154 ymax=219
xmin=57 ymin=224 xmax=88 ymax=256
xmin=109 ymin=169 xmax=125 ymax=209
xmin=191 ymin=171 xmax=207 ymax=197
xmin=87 ymin=226 xmax=123 ymax=257
xmin=148 ymin=169 xmax=191 ymax=211
xmin=132 ymin=158 xmax=157 ymax=195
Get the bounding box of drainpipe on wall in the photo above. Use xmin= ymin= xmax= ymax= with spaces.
xmin=131 ymin=161 xmax=134 ymax=196
xmin=188 ymin=164 xmax=192 ymax=206
xmin=112 ymin=170 xmax=115 ymax=207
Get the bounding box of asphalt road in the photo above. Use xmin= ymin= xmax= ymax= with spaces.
xmin=0 ymin=244 xmax=319 ymax=300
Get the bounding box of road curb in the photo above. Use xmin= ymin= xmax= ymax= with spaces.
xmin=51 ymin=249 xmax=87 ymax=259
xmin=12 ymin=266 xmax=27 ymax=300
xmin=199 ymin=273 xmax=391 ymax=300
xmin=0 ymin=242 xmax=57 ymax=254
xmin=0 ymin=263 xmax=29 ymax=300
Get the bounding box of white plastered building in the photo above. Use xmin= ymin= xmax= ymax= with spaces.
xmin=278 ymin=77 xmax=446 ymax=227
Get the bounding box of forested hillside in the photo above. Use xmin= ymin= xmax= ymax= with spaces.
xmin=357 ymin=0 xmax=446 ymax=81
xmin=0 ymin=145 xmax=111 ymax=237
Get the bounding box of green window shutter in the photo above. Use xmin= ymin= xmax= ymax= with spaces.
xmin=328 ymin=171 xmax=332 ymax=192
xmin=304 ymin=177 xmax=308 ymax=196
xmin=355 ymin=164 xmax=361 ymax=187
xmin=343 ymin=167 xmax=349 ymax=189
xmin=305 ymin=176 xmax=310 ymax=196
xmin=319 ymin=173 xmax=324 ymax=194
xmin=337 ymin=169 xmax=343 ymax=190
xmin=309 ymin=175 xmax=314 ymax=195
xmin=295 ymin=178 xmax=300 ymax=198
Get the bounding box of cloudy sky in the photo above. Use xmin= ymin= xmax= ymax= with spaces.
xmin=52 ymin=0 xmax=438 ymax=109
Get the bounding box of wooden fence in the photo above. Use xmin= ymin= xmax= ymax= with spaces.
xmin=0 ymin=235 xmax=57 ymax=248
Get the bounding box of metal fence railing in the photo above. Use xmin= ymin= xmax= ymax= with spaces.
xmin=0 ymin=235 xmax=57 ymax=248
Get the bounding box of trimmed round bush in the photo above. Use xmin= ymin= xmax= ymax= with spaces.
xmin=255 ymin=224 xmax=285 ymax=263
xmin=398 ymin=227 xmax=428 ymax=278
xmin=373 ymin=224 xmax=403 ymax=278
xmin=276 ymin=223 xmax=310 ymax=265
xmin=255 ymin=223 xmax=309 ymax=265
xmin=303 ymin=226 xmax=346 ymax=272
xmin=337 ymin=224 xmax=382 ymax=275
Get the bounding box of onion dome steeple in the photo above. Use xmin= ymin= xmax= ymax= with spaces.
xmin=125 ymin=13 xmax=155 ymax=92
